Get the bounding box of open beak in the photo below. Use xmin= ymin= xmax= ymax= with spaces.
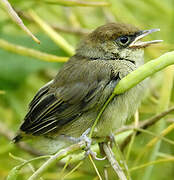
xmin=129 ymin=29 xmax=163 ymax=48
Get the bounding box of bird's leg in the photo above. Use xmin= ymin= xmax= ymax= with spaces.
xmin=62 ymin=128 xmax=106 ymax=160
xmin=98 ymin=133 xmax=116 ymax=157
xmin=79 ymin=128 xmax=106 ymax=161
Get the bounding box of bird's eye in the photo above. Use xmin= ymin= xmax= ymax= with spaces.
xmin=117 ymin=36 xmax=131 ymax=46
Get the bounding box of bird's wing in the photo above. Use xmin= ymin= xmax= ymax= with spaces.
xmin=20 ymin=59 xmax=120 ymax=136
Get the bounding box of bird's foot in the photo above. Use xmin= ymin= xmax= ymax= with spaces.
xmin=62 ymin=128 xmax=106 ymax=161
xmin=85 ymin=149 xmax=106 ymax=161
xmin=80 ymin=128 xmax=106 ymax=161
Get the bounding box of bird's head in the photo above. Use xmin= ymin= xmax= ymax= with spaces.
xmin=76 ymin=23 xmax=162 ymax=65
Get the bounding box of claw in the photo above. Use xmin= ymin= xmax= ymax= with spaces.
xmin=62 ymin=128 xmax=106 ymax=161
xmin=86 ymin=150 xmax=106 ymax=161
xmin=79 ymin=128 xmax=106 ymax=161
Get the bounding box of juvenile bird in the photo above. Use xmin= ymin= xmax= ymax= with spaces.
xmin=13 ymin=23 xmax=162 ymax=154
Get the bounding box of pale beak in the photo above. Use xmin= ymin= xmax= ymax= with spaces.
xmin=129 ymin=29 xmax=163 ymax=48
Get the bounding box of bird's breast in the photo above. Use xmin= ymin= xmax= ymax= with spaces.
xmin=93 ymin=61 xmax=147 ymax=138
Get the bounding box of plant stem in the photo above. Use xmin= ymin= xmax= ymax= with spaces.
xmin=0 ymin=39 xmax=68 ymax=63
xmin=90 ymin=51 xmax=174 ymax=138
xmin=28 ymin=141 xmax=86 ymax=180
xmin=43 ymin=0 xmax=110 ymax=7
xmin=142 ymin=65 xmax=174 ymax=180
xmin=29 ymin=10 xmax=75 ymax=56
xmin=130 ymin=158 xmax=174 ymax=172
xmin=0 ymin=0 xmax=40 ymax=44
xmin=103 ymin=142 xmax=128 ymax=180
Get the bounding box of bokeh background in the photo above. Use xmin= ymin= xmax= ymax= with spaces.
xmin=0 ymin=0 xmax=174 ymax=179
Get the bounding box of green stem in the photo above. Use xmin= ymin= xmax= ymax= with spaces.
xmin=90 ymin=51 xmax=174 ymax=138
xmin=130 ymin=158 xmax=174 ymax=172
xmin=29 ymin=10 xmax=75 ymax=56
xmin=0 ymin=39 xmax=68 ymax=62
xmin=103 ymin=143 xmax=128 ymax=180
xmin=142 ymin=65 xmax=174 ymax=180
xmin=0 ymin=0 xmax=40 ymax=44
xmin=44 ymin=0 xmax=110 ymax=7
xmin=28 ymin=141 xmax=86 ymax=180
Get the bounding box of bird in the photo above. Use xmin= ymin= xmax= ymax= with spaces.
xmin=13 ymin=22 xmax=162 ymax=154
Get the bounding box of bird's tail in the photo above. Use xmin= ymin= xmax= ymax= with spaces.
xmin=12 ymin=134 xmax=23 ymax=143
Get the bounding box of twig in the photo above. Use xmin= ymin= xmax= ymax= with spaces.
xmin=139 ymin=106 xmax=174 ymax=130
xmin=63 ymin=161 xmax=83 ymax=179
xmin=29 ymin=10 xmax=75 ymax=56
xmin=130 ymin=157 xmax=174 ymax=172
xmin=60 ymin=156 xmax=72 ymax=179
xmin=9 ymin=153 xmax=49 ymax=180
xmin=16 ymin=9 xmax=90 ymax=36
xmin=51 ymin=24 xmax=90 ymax=36
xmin=43 ymin=0 xmax=110 ymax=7
xmin=104 ymin=166 xmax=109 ymax=180
xmin=146 ymin=123 xmax=174 ymax=148
xmin=126 ymin=111 xmax=139 ymax=161
xmin=103 ymin=142 xmax=127 ymax=180
xmin=135 ymin=128 xmax=174 ymax=146
xmin=0 ymin=0 xmax=40 ymax=44
xmin=119 ymin=106 xmax=174 ymax=151
xmin=88 ymin=154 xmax=102 ymax=180
xmin=142 ymin=66 xmax=174 ymax=180
xmin=28 ymin=141 xmax=86 ymax=180
xmin=0 ymin=39 xmax=68 ymax=63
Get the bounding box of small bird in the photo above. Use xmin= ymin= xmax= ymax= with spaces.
xmin=13 ymin=23 xmax=162 ymax=154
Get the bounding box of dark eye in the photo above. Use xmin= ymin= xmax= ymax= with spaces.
xmin=117 ymin=36 xmax=131 ymax=46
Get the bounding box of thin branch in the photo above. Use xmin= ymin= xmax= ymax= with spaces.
xmin=63 ymin=161 xmax=83 ymax=179
xmin=9 ymin=153 xmax=48 ymax=180
xmin=146 ymin=123 xmax=174 ymax=148
xmin=60 ymin=156 xmax=72 ymax=179
xmin=28 ymin=141 xmax=86 ymax=180
xmin=43 ymin=0 xmax=110 ymax=7
xmin=0 ymin=39 xmax=68 ymax=63
xmin=119 ymin=106 xmax=174 ymax=151
xmin=0 ymin=0 xmax=40 ymax=44
xmin=142 ymin=65 xmax=174 ymax=180
xmin=103 ymin=142 xmax=127 ymax=180
xmin=51 ymin=24 xmax=90 ymax=36
xmin=135 ymin=128 xmax=174 ymax=146
xmin=139 ymin=106 xmax=174 ymax=130
xmin=104 ymin=166 xmax=109 ymax=180
xmin=130 ymin=157 xmax=174 ymax=172
xmin=126 ymin=111 xmax=139 ymax=161
xmin=29 ymin=10 xmax=75 ymax=56
xmin=118 ymin=106 xmax=174 ymax=134
xmin=16 ymin=9 xmax=90 ymax=36
xmin=88 ymin=154 xmax=102 ymax=180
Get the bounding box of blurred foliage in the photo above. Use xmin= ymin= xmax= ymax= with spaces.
xmin=0 ymin=0 xmax=174 ymax=180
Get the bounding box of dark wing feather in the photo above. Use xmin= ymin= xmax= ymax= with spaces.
xmin=19 ymin=58 xmax=119 ymax=136
xmin=29 ymin=80 xmax=53 ymax=110
xmin=20 ymin=84 xmax=104 ymax=136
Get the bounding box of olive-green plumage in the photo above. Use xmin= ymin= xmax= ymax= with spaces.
xmin=13 ymin=23 xmax=161 ymax=153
